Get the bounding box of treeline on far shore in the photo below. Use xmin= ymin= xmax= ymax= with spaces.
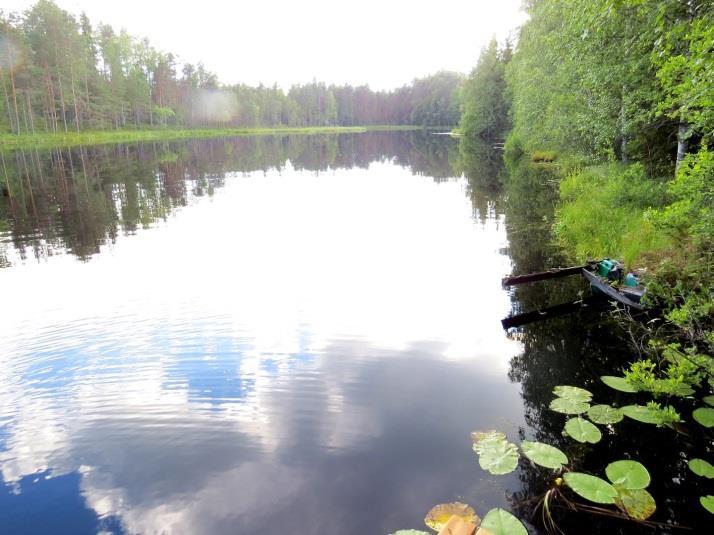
xmin=0 ymin=1 xmax=463 ymax=136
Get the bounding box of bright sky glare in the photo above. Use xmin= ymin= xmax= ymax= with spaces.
xmin=3 ymin=0 xmax=527 ymax=90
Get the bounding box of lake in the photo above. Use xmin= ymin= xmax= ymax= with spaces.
xmin=0 ymin=132 xmax=707 ymax=534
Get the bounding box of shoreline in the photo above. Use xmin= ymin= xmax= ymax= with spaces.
xmin=0 ymin=125 xmax=429 ymax=150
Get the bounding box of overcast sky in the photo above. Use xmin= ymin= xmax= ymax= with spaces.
xmin=4 ymin=0 xmax=527 ymax=90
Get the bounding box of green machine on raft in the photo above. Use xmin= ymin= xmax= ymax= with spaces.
xmin=583 ymin=258 xmax=646 ymax=310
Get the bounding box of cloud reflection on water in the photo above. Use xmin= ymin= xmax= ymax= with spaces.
xmin=0 ymin=144 xmax=523 ymax=534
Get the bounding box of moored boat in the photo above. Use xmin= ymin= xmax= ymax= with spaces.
xmin=581 ymin=260 xmax=646 ymax=311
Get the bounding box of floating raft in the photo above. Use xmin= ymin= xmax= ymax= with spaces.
xmin=582 ymin=268 xmax=645 ymax=311
xmin=501 ymin=260 xmax=647 ymax=328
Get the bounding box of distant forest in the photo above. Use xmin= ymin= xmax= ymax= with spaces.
xmin=0 ymin=0 xmax=463 ymax=134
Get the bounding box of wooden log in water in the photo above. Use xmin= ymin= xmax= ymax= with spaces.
xmin=502 ymin=263 xmax=596 ymax=287
xmin=501 ymin=295 xmax=604 ymax=329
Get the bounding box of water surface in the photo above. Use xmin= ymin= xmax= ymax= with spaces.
xmin=0 ymin=132 xmax=525 ymax=534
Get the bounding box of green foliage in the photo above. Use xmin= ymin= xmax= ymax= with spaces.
xmin=623 ymin=359 xmax=695 ymax=397
xmin=688 ymin=459 xmax=714 ymax=479
xmin=563 ymin=472 xmax=618 ymax=504
xmin=521 ymin=440 xmax=568 ymax=469
xmin=601 ymin=375 xmax=638 ymax=393
xmin=692 ymin=407 xmax=714 ymax=428
xmin=460 ymin=39 xmax=511 ymax=139
xmin=605 ymin=461 xmax=651 ymax=490
xmin=621 ymin=403 xmax=681 ymax=427
xmin=587 ymin=405 xmax=624 ymax=424
xmin=480 ymin=508 xmax=527 ymax=535
xmin=555 ymin=163 xmax=670 ymax=266
xmin=0 ymin=2 xmax=461 ymax=136
xmin=701 ymin=495 xmax=714 ymax=514
xmin=654 ymin=14 xmax=714 ymax=141
xmin=472 ymin=432 xmax=519 ymax=475
xmin=549 ymin=397 xmax=589 ymax=415
xmin=614 ymin=488 xmax=657 ymax=521
xmin=564 ymin=417 xmax=602 ymax=444
xmin=553 ymin=385 xmax=592 ymax=402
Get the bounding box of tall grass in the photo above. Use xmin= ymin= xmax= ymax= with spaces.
xmin=555 ymin=163 xmax=672 ymax=267
xmin=0 ymin=125 xmax=423 ymax=150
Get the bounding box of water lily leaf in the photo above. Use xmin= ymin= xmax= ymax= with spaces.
xmin=693 ymin=407 xmax=714 ymax=428
xmin=587 ymin=404 xmax=623 ymax=424
xmin=392 ymin=531 xmax=431 ymax=535
xmin=564 ymin=417 xmax=602 ymax=443
xmin=521 ymin=440 xmax=568 ymax=469
xmin=553 ymin=385 xmax=593 ymax=402
xmin=480 ymin=508 xmax=527 ymax=535
xmin=601 ymin=375 xmax=638 ymax=393
xmin=615 ymin=488 xmax=656 ymax=520
xmin=549 ymin=397 xmax=589 ymax=415
xmin=424 ymin=503 xmax=479 ymax=532
xmin=689 ymin=459 xmax=714 ymax=479
xmin=473 ymin=434 xmax=519 ymax=475
xmin=668 ymin=383 xmax=695 ymax=397
xmin=621 ymin=405 xmax=661 ymax=424
xmin=700 ymin=495 xmax=714 ymax=514
xmin=471 ymin=430 xmax=506 ymax=445
xmin=605 ymin=460 xmax=650 ymax=489
xmin=703 ymin=395 xmax=714 ymax=407
xmin=563 ymin=472 xmax=618 ymax=504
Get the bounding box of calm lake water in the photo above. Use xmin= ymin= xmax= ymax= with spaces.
xmin=0 ymin=132 xmax=708 ymax=534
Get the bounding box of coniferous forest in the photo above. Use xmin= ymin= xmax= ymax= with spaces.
xmin=0 ymin=0 xmax=462 ymax=135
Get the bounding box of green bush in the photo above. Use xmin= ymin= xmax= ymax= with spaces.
xmin=555 ymin=163 xmax=670 ymax=266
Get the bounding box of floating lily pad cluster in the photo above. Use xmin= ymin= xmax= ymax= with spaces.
xmin=688 ymin=457 xmax=714 ymax=515
xmin=392 ymin=502 xmax=527 ymax=535
xmin=471 ymin=431 xmax=519 ymax=475
xmin=599 ymin=376 xmax=683 ymax=427
xmin=553 ymin=380 xmax=714 ymax=516
xmin=563 ymin=460 xmax=656 ymax=520
xmin=548 ymin=385 xmax=608 ymax=443
xmin=471 ymin=431 xmax=570 ymax=474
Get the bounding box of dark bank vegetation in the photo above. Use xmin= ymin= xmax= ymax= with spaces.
xmin=428 ymin=0 xmax=714 ymax=532
xmin=0 ymin=0 xmax=462 ymax=142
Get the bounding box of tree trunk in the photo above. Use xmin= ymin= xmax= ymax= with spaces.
xmin=676 ymin=121 xmax=690 ymax=170
xmin=69 ymin=64 xmax=81 ymax=132
xmin=1 ymin=74 xmax=16 ymax=134
xmin=8 ymin=47 xmax=22 ymax=134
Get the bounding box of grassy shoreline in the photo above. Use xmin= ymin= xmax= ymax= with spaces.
xmin=0 ymin=125 xmax=426 ymax=150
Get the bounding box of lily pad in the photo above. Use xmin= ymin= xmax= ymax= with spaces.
xmin=549 ymin=397 xmax=589 ymax=415
xmin=605 ymin=460 xmax=650 ymax=489
xmin=601 ymin=375 xmax=638 ymax=393
xmin=588 ymin=404 xmax=623 ymax=424
xmin=521 ymin=440 xmax=568 ymax=469
xmin=392 ymin=531 xmax=431 ymax=535
xmin=473 ymin=434 xmax=519 ymax=475
xmin=703 ymin=395 xmax=714 ymax=407
xmin=424 ymin=503 xmax=479 ymax=532
xmin=689 ymin=458 xmax=714 ymax=479
xmin=621 ymin=405 xmax=661 ymax=425
xmin=553 ymin=385 xmax=593 ymax=402
xmin=564 ymin=417 xmax=602 ymax=444
xmin=563 ymin=472 xmax=618 ymax=504
xmin=693 ymin=407 xmax=714 ymax=428
xmin=471 ymin=430 xmax=506 ymax=444
xmin=615 ymin=488 xmax=656 ymax=520
xmin=668 ymin=383 xmax=695 ymax=397
xmin=700 ymin=495 xmax=714 ymax=514
xmin=480 ymin=508 xmax=527 ymax=535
